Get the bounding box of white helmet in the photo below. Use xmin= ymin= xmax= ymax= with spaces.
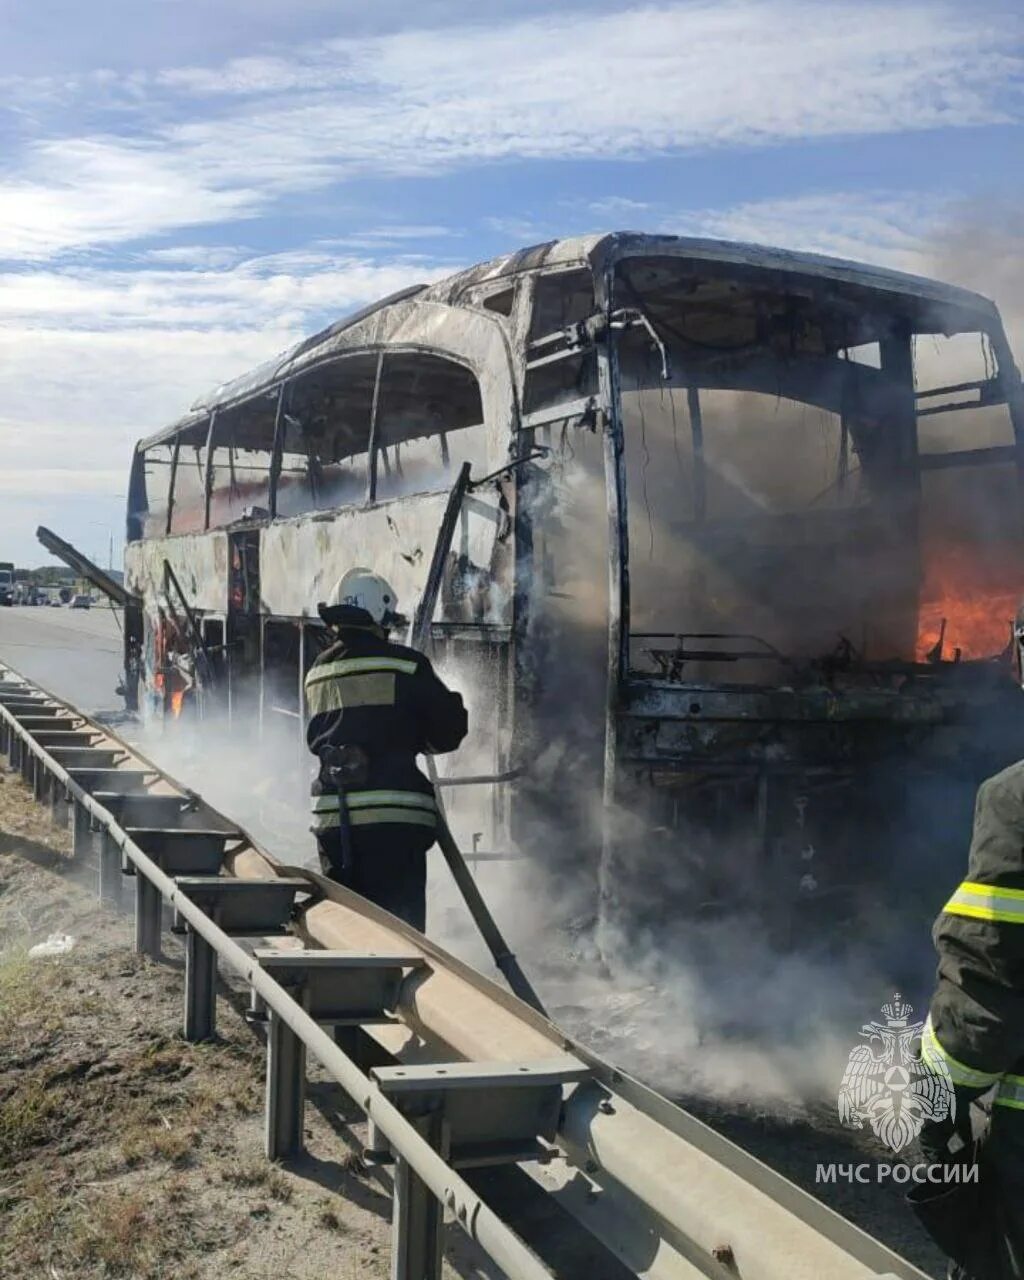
xmin=321 ymin=567 xmax=399 ymax=626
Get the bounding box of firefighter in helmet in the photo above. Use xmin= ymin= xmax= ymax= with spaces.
xmin=305 ymin=568 xmax=467 ymax=931
xmin=914 ymin=602 xmax=1024 ymax=1278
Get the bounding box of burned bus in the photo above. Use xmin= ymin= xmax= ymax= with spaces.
xmin=116 ymin=232 xmax=1024 ymax=934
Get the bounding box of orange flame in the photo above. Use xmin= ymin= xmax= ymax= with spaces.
xmin=915 ymin=543 xmax=1019 ymax=662
xmin=169 ymin=689 xmax=185 ymax=718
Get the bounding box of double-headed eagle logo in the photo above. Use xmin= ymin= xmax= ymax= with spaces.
xmin=837 ymin=996 xmax=954 ymax=1153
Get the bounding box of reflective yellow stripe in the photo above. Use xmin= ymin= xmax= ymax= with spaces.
xmin=347 ymin=790 xmax=435 ymax=811
xmin=312 ymin=807 xmax=437 ymax=831
xmin=305 ymin=657 xmax=417 ymax=689
xmin=995 ymin=1074 xmax=1024 ymax=1110
xmin=311 ymin=790 xmax=434 ymax=813
xmin=921 ymin=1015 xmax=1001 ymax=1088
xmin=943 ymin=880 xmax=1024 ymax=924
xmin=350 ymin=808 xmax=437 ymax=829
xmin=306 ymin=672 xmax=396 ymax=715
xmin=312 ymin=790 xmax=437 ymax=833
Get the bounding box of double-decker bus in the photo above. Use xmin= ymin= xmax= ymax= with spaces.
xmin=111 ymin=232 xmax=1024 ymax=937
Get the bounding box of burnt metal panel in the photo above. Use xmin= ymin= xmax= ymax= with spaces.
xmin=620 ymin=678 xmax=944 ymax=724
xmin=124 ymin=531 xmax=230 ymax=614
xmin=36 ymin=526 xmax=139 ymax=608
xmin=260 ymin=486 xmax=509 ymax=622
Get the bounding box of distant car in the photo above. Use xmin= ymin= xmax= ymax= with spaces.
xmin=70 ymin=594 xmax=91 ymax=609
xmin=50 ymin=597 xmax=62 ymax=607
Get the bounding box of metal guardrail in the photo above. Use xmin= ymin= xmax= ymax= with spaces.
xmin=0 ymin=659 xmax=929 ymax=1280
xmin=0 ymin=668 xmax=555 ymax=1279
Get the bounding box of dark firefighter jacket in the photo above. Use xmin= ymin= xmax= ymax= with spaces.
xmin=305 ymin=625 xmax=468 ymax=839
xmin=918 ymin=760 xmax=1024 ymax=1279
xmin=924 ymin=759 xmax=1024 ymax=1110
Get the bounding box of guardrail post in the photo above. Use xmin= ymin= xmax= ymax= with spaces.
xmin=98 ymin=829 xmax=123 ymax=909
xmin=249 ymin=990 xmax=268 ymax=1022
xmin=391 ymin=1113 xmax=443 ymax=1280
xmin=265 ymin=1010 xmax=306 ymax=1160
xmin=334 ymin=1025 xmax=376 ymax=1073
xmin=365 ymin=1120 xmax=391 ymax=1165
xmin=73 ymin=802 xmax=92 ymax=859
xmin=184 ymin=928 xmax=217 ymax=1042
xmin=134 ymin=873 xmax=161 ymax=955
xmin=33 ymin=756 xmax=48 ymax=804
xmin=51 ymin=782 xmax=69 ymax=828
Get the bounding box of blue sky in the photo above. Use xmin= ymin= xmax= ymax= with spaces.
xmin=0 ymin=0 xmax=1021 ymax=567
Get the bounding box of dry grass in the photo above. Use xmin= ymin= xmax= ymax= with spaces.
xmin=0 ymin=950 xmax=74 ymax=1165
xmin=119 ymin=1113 xmax=197 ymax=1168
xmin=339 ymin=1147 xmax=369 ymax=1178
xmin=0 ymin=775 xmax=400 ymax=1280
xmin=71 ymin=1191 xmax=156 ymax=1272
xmin=0 ymin=947 xmax=71 ymax=1049
xmin=188 ymin=1054 xmax=262 ymax=1119
xmin=221 ymin=1157 xmax=294 ymax=1202
xmin=3 ymin=1145 xmax=215 ymax=1278
xmin=0 ymin=771 xmax=72 ymax=855
xmin=10 ymin=1181 xmax=200 ymax=1279
xmin=0 ymin=1076 xmax=68 ymax=1163
xmin=3 ymin=1170 xmax=65 ymax=1264
xmin=0 ymin=947 xmax=37 ymax=1035
xmin=319 ymin=1204 xmax=347 ymax=1232
xmin=124 ymin=1035 xmax=194 ymax=1081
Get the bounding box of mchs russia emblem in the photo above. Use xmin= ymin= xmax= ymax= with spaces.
xmin=838 ymin=996 xmax=955 ymax=1153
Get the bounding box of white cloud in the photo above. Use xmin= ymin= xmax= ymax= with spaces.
xmin=318 ymin=226 xmax=459 ymax=250
xmin=0 ymin=1 xmax=1019 ymax=259
xmin=483 ymin=215 xmax=552 ymax=243
xmin=668 ymin=190 xmax=951 ymax=274
xmin=142 ymin=244 xmax=247 ymax=269
xmin=589 ymin=196 xmax=653 ymax=220
xmin=0 ymin=260 xmax=442 ymax=445
xmin=0 ymin=468 xmax=124 ymax=497
xmin=0 ymin=249 xmax=452 ymax=532
xmin=0 ymin=245 xmax=452 ymax=563
xmin=0 ymin=320 xmax=297 ymax=563
xmin=0 ymin=325 xmax=291 ymax=476
xmin=0 ymin=250 xmax=452 ymax=332
xmin=0 ymin=138 xmax=263 ymax=258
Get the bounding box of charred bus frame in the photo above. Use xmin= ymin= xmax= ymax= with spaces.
xmin=120 ymin=233 xmax=1024 ymax=919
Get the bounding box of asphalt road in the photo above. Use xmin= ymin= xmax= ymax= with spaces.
xmin=0 ymin=603 xmax=125 ymax=713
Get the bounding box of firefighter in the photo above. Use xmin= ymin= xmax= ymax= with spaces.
xmin=305 ymin=567 xmax=467 ymax=931
xmin=914 ymin=602 xmax=1024 ymax=1278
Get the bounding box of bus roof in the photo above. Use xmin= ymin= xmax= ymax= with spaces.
xmin=138 ymin=231 xmax=1001 ymax=452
